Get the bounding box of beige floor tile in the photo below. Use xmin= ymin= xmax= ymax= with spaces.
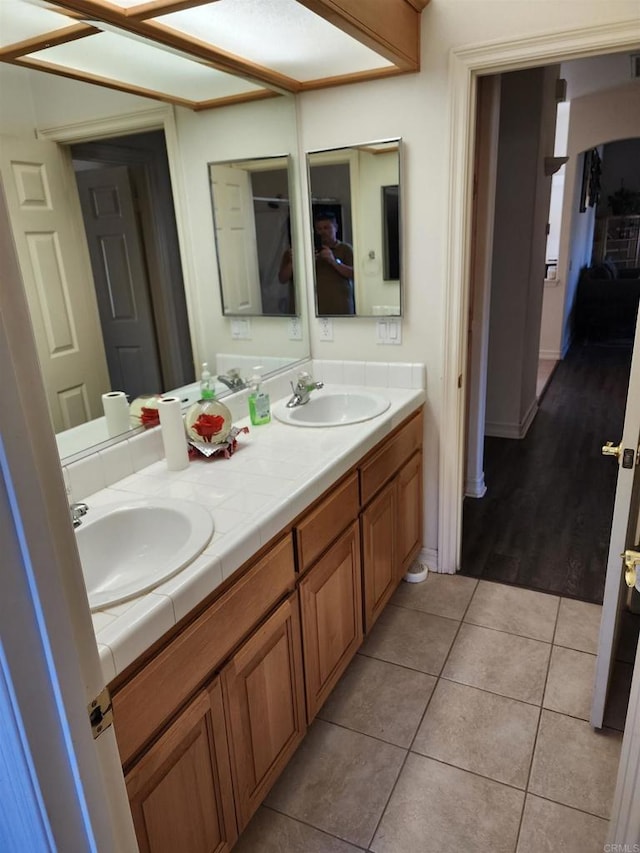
xmin=543 ymin=646 xmax=596 ymax=720
xmin=412 ymin=679 xmax=539 ymax=788
xmin=465 ymin=580 xmax=559 ymax=642
xmin=265 ymin=719 xmax=405 ymax=848
xmin=555 ymin=598 xmax=602 ymax=654
xmin=516 ymin=795 xmax=608 ymax=853
xmin=528 ymin=709 xmax=622 ymax=818
xmin=442 ymin=622 xmax=551 ymax=704
xmin=360 ymin=604 xmax=459 ymax=675
xmin=391 ymin=572 xmax=477 ymax=620
xmin=371 ymin=753 xmax=524 ymax=853
xmin=318 ymin=654 xmax=436 ymax=747
xmin=234 ymin=807 xmax=362 ymax=853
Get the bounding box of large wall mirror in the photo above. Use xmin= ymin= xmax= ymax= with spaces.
xmin=0 ymin=65 xmax=310 ymax=462
xmin=307 ymin=139 xmax=402 ymax=317
xmin=209 ymin=155 xmax=298 ymax=317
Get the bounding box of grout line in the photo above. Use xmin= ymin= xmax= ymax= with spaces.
xmin=259 ymin=804 xmax=369 ymax=851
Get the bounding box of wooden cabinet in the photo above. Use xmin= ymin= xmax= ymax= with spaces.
xmin=222 ymin=593 xmax=306 ymax=832
xmin=125 ymin=678 xmax=237 ymax=853
xmin=397 ymin=450 xmax=423 ymax=579
xmin=361 ymin=479 xmax=398 ymax=632
xmin=299 ymin=521 xmax=362 ymax=720
xmin=113 ymin=408 xmax=423 ymax=852
xmin=360 ymin=413 xmax=424 ymax=632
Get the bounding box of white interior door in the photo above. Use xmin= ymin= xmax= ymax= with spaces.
xmin=0 ymin=135 xmax=109 ymax=432
xmin=210 ymin=163 xmax=262 ymax=314
xmin=592 ymin=313 xmax=640 ymax=728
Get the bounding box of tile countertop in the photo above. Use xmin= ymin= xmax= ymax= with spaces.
xmin=88 ymin=384 xmax=425 ymax=684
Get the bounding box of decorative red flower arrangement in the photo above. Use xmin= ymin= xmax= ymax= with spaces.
xmin=139 ymin=406 xmax=160 ymax=428
xmin=191 ymin=413 xmax=226 ymax=442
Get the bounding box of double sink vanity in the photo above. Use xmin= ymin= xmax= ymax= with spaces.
xmin=75 ymin=370 xmax=424 ymax=851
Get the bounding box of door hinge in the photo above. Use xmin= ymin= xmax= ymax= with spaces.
xmin=88 ymin=686 xmax=113 ymax=740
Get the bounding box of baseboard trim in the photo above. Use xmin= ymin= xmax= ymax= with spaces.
xmin=465 ymin=474 xmax=487 ymax=498
xmin=486 ymin=399 xmax=538 ymax=439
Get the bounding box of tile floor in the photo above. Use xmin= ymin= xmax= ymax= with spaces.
xmin=234 ymin=574 xmax=630 ymax=853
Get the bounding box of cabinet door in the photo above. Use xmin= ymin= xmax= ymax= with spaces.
xmin=125 ymin=678 xmax=237 ymax=853
xmin=397 ymin=450 xmax=423 ymax=580
xmin=362 ymin=478 xmax=398 ymax=633
xmin=222 ymin=593 xmax=306 ymax=832
xmin=299 ymin=521 xmax=363 ymax=720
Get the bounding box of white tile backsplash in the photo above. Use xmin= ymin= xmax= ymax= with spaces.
xmin=66 ymin=454 xmax=105 ymax=502
xmin=342 ymin=361 xmax=367 ymax=385
xmin=62 ymin=358 xmax=425 ymax=503
xmin=99 ymin=441 xmax=134 ymax=486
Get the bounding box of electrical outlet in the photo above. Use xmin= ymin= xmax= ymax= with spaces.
xmin=230 ymin=318 xmax=251 ymax=340
xmin=319 ymin=317 xmax=334 ymax=342
xmin=288 ymin=316 xmax=302 ymax=341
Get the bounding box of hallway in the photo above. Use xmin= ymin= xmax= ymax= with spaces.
xmin=460 ymin=342 xmax=633 ymax=604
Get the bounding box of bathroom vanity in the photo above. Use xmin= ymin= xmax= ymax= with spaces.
xmin=95 ymin=388 xmax=424 ymax=852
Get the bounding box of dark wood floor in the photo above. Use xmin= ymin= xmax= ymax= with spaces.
xmin=460 ymin=342 xmax=633 ymax=604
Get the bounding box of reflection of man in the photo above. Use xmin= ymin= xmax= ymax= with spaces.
xmin=313 ymin=212 xmax=355 ymax=315
xmin=277 ymin=245 xmax=296 ymax=314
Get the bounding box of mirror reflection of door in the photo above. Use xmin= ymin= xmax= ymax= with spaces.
xmin=0 ymin=134 xmax=110 ymax=433
xmin=75 ymin=166 xmax=163 ymax=400
xmin=209 ymin=156 xmax=297 ymax=317
xmin=210 ymin=163 xmax=262 ymax=314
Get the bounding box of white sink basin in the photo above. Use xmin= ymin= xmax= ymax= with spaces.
xmin=76 ymin=497 xmax=214 ymax=611
xmin=274 ymin=391 xmax=390 ymax=427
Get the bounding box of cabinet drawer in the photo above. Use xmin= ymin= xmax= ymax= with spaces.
xmin=360 ymin=409 xmax=423 ymax=506
xmin=295 ymin=472 xmax=359 ymax=573
xmin=113 ymin=535 xmax=295 ymax=766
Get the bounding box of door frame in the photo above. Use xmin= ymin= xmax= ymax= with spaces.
xmin=440 ymin=17 xmax=640 ymax=844
xmin=439 ymin=18 xmax=640 ymax=573
xmin=0 ymin=180 xmax=137 ymax=850
xmin=38 ymin=106 xmax=200 ymax=376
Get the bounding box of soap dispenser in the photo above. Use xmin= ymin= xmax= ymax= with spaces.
xmin=248 ymin=371 xmax=271 ymax=425
xmin=200 ymin=362 xmax=214 ymax=400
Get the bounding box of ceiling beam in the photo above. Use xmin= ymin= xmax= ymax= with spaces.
xmin=0 ymin=24 xmax=98 ymax=62
xmin=296 ymin=0 xmax=422 ymax=71
xmin=45 ymin=0 xmax=303 ymax=93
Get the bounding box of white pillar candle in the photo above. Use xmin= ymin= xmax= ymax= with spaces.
xmin=157 ymin=396 xmax=189 ymax=471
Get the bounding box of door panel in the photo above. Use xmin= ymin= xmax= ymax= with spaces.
xmin=0 ymin=134 xmax=109 ymax=432
xmin=75 ymin=165 xmax=163 ymax=399
xmin=210 ymin=164 xmax=262 ymax=314
xmin=592 ymin=314 xmax=640 ymax=728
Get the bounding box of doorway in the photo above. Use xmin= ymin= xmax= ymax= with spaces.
xmin=69 ymin=130 xmax=194 ymax=399
xmin=460 ymin=65 xmax=639 ymax=607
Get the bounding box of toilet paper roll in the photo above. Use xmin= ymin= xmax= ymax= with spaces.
xmin=102 ymin=391 xmax=130 ymax=438
xmin=158 ymin=396 xmax=189 ymax=471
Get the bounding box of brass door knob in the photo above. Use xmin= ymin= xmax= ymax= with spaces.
xmin=602 ymin=441 xmax=623 ymax=459
xmin=623 ymin=549 xmax=640 ymax=588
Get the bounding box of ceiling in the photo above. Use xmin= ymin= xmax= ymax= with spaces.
xmin=0 ymin=0 xmax=429 ymax=110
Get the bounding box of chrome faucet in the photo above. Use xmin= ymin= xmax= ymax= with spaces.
xmin=286 ymin=372 xmax=324 ymax=408
xmin=217 ymin=367 xmax=245 ymax=391
xmin=70 ymin=502 xmax=89 ymax=528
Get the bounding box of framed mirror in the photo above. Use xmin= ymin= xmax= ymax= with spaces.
xmin=209 ymin=155 xmax=298 ymax=317
xmin=0 ymin=62 xmax=310 ymax=462
xmin=307 ymin=139 xmax=402 ymax=317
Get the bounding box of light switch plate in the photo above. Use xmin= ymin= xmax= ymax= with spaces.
xmin=376 ymin=319 xmax=402 ymax=345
